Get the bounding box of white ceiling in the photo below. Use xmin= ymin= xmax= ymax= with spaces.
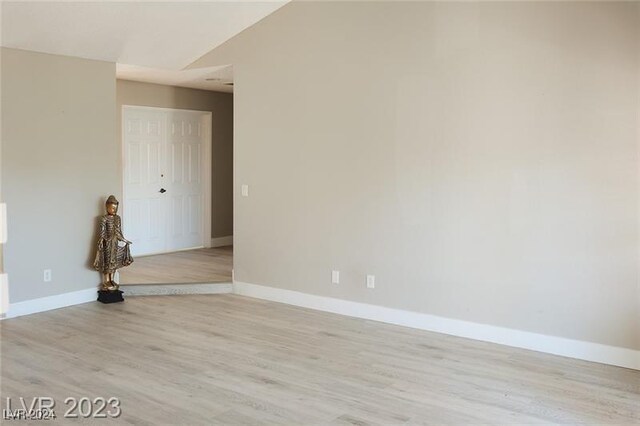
xmin=117 ymin=63 xmax=235 ymax=93
xmin=0 ymin=1 xmax=289 ymax=92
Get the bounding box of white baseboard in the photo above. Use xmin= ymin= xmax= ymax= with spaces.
xmin=121 ymin=282 xmax=232 ymax=296
xmin=3 ymin=282 xmax=233 ymax=319
xmin=233 ymin=281 xmax=640 ymax=371
xmin=5 ymin=287 xmax=97 ymax=319
xmin=210 ymin=235 xmax=233 ymax=248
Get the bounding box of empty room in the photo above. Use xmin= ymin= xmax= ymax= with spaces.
xmin=0 ymin=1 xmax=639 ymax=424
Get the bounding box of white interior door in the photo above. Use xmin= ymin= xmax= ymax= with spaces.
xmin=123 ymin=109 xmax=167 ymax=256
xmin=166 ymin=112 xmax=205 ymax=251
xmin=123 ymin=107 xmax=211 ymax=257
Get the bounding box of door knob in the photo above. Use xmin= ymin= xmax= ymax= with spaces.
xmin=159 ymin=188 xmax=167 ymax=193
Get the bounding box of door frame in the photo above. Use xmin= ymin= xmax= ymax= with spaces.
xmin=121 ymin=105 xmax=213 ymax=255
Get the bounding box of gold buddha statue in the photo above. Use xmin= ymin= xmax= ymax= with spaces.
xmin=93 ymin=195 xmax=133 ymax=291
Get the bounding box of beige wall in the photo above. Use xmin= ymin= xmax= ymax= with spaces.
xmin=1 ymin=48 xmax=118 ymax=303
xmin=194 ymin=2 xmax=640 ymax=350
xmin=116 ymin=80 xmax=233 ymax=239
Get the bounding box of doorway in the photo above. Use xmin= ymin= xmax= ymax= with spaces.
xmin=121 ymin=105 xmax=212 ymax=256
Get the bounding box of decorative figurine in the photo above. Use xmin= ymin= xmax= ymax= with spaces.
xmin=94 ymin=195 xmax=133 ymax=303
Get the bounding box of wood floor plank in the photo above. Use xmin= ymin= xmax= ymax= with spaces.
xmin=1 ymin=294 xmax=638 ymax=424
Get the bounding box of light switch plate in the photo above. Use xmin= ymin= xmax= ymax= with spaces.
xmin=0 ymin=203 xmax=7 ymax=244
xmin=241 ymin=184 xmax=249 ymax=197
xmin=366 ymin=275 xmax=375 ymax=289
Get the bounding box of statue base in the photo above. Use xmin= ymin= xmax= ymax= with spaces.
xmin=97 ymin=290 xmax=124 ymax=304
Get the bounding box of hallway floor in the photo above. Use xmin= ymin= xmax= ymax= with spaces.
xmin=119 ymin=246 xmax=232 ymax=284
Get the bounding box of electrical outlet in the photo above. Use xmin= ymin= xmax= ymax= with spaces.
xmin=366 ymin=274 xmax=375 ymax=289
xmin=43 ymin=269 xmax=52 ymax=282
xmin=331 ymin=270 xmax=340 ymax=284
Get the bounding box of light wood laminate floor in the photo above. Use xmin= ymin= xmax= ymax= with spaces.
xmin=119 ymin=246 xmax=232 ymax=284
xmin=1 ymin=294 xmax=639 ymax=424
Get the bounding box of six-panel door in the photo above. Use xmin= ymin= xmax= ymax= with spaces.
xmin=123 ymin=107 xmax=207 ymax=257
